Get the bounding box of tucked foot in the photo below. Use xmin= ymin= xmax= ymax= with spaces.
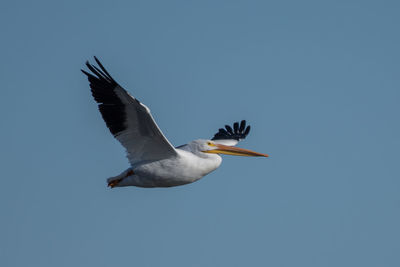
xmin=107 ymin=169 xmax=134 ymax=188
xmin=108 ymin=178 xmax=122 ymax=188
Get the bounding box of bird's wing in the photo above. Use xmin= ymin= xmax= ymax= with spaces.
xmin=211 ymin=120 xmax=251 ymax=146
xmin=82 ymin=57 xmax=178 ymax=166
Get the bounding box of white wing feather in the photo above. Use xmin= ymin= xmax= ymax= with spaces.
xmin=113 ymin=87 xmax=177 ymax=165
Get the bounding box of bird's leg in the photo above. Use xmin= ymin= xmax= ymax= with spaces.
xmin=108 ymin=180 xmax=121 ymax=188
xmin=108 ymin=169 xmax=134 ymax=188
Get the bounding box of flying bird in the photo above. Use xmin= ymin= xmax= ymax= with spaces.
xmin=82 ymin=57 xmax=268 ymax=188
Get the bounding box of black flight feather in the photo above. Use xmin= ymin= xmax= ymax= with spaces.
xmin=81 ymin=57 xmax=127 ymax=136
xmin=233 ymin=122 xmax=239 ymax=133
xmin=225 ymin=125 xmax=233 ymax=134
xmin=211 ymin=120 xmax=251 ymax=141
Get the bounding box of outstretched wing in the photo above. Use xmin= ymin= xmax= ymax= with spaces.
xmin=211 ymin=120 xmax=251 ymax=146
xmin=82 ymin=57 xmax=178 ymax=166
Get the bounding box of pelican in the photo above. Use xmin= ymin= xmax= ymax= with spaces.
xmin=82 ymin=57 xmax=268 ymax=188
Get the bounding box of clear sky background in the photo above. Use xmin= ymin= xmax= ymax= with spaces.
xmin=1 ymin=0 xmax=399 ymax=266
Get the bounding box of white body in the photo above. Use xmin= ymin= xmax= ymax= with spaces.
xmin=111 ymin=146 xmax=222 ymax=187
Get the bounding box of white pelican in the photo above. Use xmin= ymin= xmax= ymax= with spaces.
xmin=82 ymin=57 xmax=268 ymax=188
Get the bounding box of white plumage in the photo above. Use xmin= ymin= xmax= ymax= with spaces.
xmin=82 ymin=57 xmax=268 ymax=188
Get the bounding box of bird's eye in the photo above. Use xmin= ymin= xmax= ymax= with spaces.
xmin=207 ymin=142 xmax=215 ymax=146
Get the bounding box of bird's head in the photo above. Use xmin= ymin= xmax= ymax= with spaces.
xmin=190 ymin=139 xmax=269 ymax=157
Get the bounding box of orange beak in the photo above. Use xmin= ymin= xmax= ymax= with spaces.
xmin=204 ymin=143 xmax=269 ymax=157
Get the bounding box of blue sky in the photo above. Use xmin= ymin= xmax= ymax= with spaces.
xmin=1 ymin=0 xmax=399 ymax=266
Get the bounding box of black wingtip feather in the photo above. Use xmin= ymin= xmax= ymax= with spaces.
xmin=94 ymin=56 xmax=114 ymax=81
xmin=233 ymin=122 xmax=239 ymax=133
xmin=244 ymin=125 xmax=250 ymax=136
xmin=239 ymin=120 xmax=246 ymax=132
xmin=82 ymin=57 xmax=126 ymax=136
xmin=211 ymin=120 xmax=251 ymax=141
xmin=225 ymin=125 xmax=233 ymax=134
xmin=81 ymin=69 xmax=90 ymax=76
